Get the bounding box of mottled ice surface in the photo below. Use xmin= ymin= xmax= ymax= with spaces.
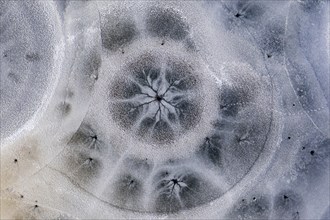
xmin=0 ymin=1 xmax=329 ymax=219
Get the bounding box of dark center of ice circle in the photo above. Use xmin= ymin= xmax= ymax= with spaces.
xmin=155 ymin=94 xmax=163 ymax=102
xmin=109 ymin=61 xmax=202 ymax=144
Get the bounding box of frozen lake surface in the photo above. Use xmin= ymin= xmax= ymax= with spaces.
xmin=0 ymin=1 xmax=329 ymax=219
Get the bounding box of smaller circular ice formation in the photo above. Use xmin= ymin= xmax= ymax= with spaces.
xmin=109 ymin=56 xmax=202 ymax=144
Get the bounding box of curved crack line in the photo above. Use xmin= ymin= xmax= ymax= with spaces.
xmin=283 ymin=1 xmax=327 ymax=136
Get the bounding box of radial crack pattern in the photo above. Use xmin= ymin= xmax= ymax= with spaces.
xmin=109 ymin=58 xmax=202 ymax=144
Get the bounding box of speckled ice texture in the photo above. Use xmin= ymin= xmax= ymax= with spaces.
xmin=0 ymin=0 xmax=329 ymax=219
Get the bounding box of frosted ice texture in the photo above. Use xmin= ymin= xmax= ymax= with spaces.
xmin=0 ymin=0 xmax=329 ymax=219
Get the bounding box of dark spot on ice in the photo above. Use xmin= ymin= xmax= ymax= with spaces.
xmin=58 ymin=102 xmax=71 ymax=116
xmin=25 ymin=52 xmax=40 ymax=62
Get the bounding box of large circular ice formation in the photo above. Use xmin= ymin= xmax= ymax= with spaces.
xmin=47 ymin=1 xmax=276 ymax=214
xmin=0 ymin=1 xmax=63 ymax=140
